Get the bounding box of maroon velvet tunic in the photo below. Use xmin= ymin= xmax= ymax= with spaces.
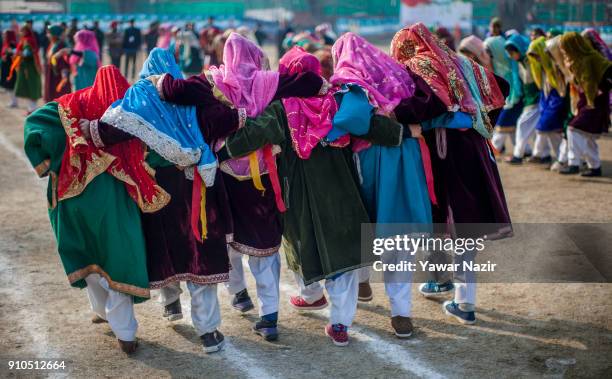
xmin=43 ymin=41 xmax=71 ymax=102
xmin=568 ymin=66 xmax=611 ymax=135
xmin=160 ymin=71 xmax=323 ymax=256
xmin=96 ymin=115 xmax=233 ymax=288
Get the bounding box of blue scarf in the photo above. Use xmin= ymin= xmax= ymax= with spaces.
xmin=456 ymin=55 xmax=492 ymax=139
xmin=101 ymin=48 xmax=217 ymax=186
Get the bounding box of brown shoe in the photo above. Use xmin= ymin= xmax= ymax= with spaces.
xmin=391 ymin=316 xmax=414 ymax=338
xmin=118 ymin=339 xmax=139 ymax=354
xmin=358 ymin=282 xmax=373 ymax=302
xmin=91 ymin=314 xmax=108 ymax=324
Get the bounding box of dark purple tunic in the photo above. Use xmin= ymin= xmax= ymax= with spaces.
xmin=96 ymin=107 xmax=233 ymax=287
xmin=160 ymin=71 xmax=323 ymax=256
xmin=568 ymin=66 xmax=611 ymax=135
xmin=43 ymin=42 xmax=71 ymax=102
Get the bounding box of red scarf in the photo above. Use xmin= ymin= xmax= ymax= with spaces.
xmin=8 ymin=27 xmax=41 ymax=79
xmin=1 ymin=30 xmax=17 ymax=58
xmin=56 ymin=65 xmax=170 ymax=212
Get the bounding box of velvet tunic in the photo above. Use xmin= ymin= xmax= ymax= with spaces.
xmin=96 ymin=121 xmax=231 ymax=288
xmin=219 ymin=100 xmax=403 ymax=284
xmin=24 ymin=102 xmax=150 ymax=301
xmin=568 ymin=66 xmax=612 ymax=135
xmin=160 ymin=71 xmax=323 ymax=256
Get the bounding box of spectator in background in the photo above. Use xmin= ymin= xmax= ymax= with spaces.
xmin=107 ymin=21 xmax=123 ymax=68
xmin=39 ymin=21 xmax=51 ymax=62
xmin=277 ymin=19 xmax=294 ymax=57
xmin=67 ymin=18 xmax=78 ymax=46
xmin=122 ymin=18 xmax=141 ymax=80
xmin=254 ymin=22 xmax=267 ymax=46
xmin=91 ymin=21 xmax=105 ymax=60
xmin=489 ymin=17 xmax=503 ymax=37
xmin=434 ymin=26 xmax=455 ymax=50
xmin=530 ymin=28 xmax=546 ymax=41
xmin=144 ymin=21 xmax=159 ymax=54
xmin=185 ymin=22 xmax=198 ymax=38
xmin=1 ymin=29 xmax=18 ymax=107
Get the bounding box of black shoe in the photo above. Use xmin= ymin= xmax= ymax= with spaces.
xmin=581 ymin=167 xmax=602 ymax=177
xmin=526 ymin=155 xmax=552 ymax=164
xmin=505 ymin=156 xmax=523 ymax=165
xmin=201 ymin=330 xmax=225 ymax=353
xmin=163 ymin=299 xmax=183 ymax=321
xmin=232 ymin=289 xmax=254 ymax=313
xmin=253 ymin=319 xmax=279 ymax=341
xmin=559 ymin=165 xmax=580 ymax=175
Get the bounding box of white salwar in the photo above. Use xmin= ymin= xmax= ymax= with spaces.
xmin=567 ymin=128 xmax=601 ymax=169
xmin=225 ymin=247 xmax=280 ymax=317
xmin=85 ymin=273 xmax=138 ymax=341
xmin=512 ymin=104 xmax=540 ymax=158
xmin=491 ymin=129 xmax=515 ymax=153
xmin=294 ymin=270 xmax=359 ymax=326
xmin=159 ymin=282 xmax=221 ymax=336
xmin=533 ymin=130 xmax=562 ymax=158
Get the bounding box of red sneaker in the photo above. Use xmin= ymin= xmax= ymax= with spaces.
xmin=290 ymin=295 xmax=328 ymax=311
xmin=325 ymin=324 xmax=349 ymax=347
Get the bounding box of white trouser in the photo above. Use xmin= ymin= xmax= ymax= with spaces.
xmin=7 ymin=90 xmax=17 ymax=106
xmin=513 ymin=105 xmax=539 ymax=158
xmin=453 ymin=251 xmax=477 ymax=306
xmin=558 ymin=138 xmax=569 ymax=164
xmin=85 ymin=273 xmax=137 ymax=341
xmin=160 ymin=282 xmax=221 ymax=336
xmin=294 ymin=270 xmax=359 ymax=326
xmin=225 ymin=247 xmax=280 ymax=316
xmin=357 ymin=266 xmax=371 ymax=283
xmin=491 ymin=130 xmax=515 ymax=152
xmin=567 ymin=128 xmax=601 ymax=169
xmin=533 ymin=131 xmax=562 ymax=159
xmin=383 ymin=251 xmax=415 ymax=317
xmin=26 ymin=99 xmax=37 ymax=112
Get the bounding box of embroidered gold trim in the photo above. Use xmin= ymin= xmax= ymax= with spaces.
xmin=34 ymin=159 xmax=50 ymax=177
xmin=89 ymin=119 xmax=104 ymax=148
xmin=149 ymin=272 xmax=230 ymax=289
xmin=229 ymin=241 xmax=280 ymax=257
xmin=67 ymin=264 xmax=150 ymax=298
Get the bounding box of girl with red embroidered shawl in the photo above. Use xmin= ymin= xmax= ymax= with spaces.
xmin=390 ymin=23 xmax=511 ymax=325
xmin=145 ymin=33 xmax=326 ymax=340
xmin=216 ymin=44 xmax=405 ymax=345
xmin=11 ymin=25 xmax=41 ymax=113
xmin=23 ymin=66 xmax=168 ymax=354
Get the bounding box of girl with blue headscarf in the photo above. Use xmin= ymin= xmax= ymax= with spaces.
xmin=504 ymin=34 xmax=541 ymax=164
xmin=485 ymin=35 xmax=525 ymax=155
xmin=90 ymin=49 xmax=236 ymax=353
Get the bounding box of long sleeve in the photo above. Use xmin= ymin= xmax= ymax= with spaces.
xmin=273 ymin=71 xmax=324 ymax=100
xmin=94 ymin=120 xmax=134 ymax=147
xmin=393 ymin=69 xmax=447 ymax=125
xmin=159 ymin=73 xmax=240 ymax=142
xmin=218 ymin=101 xmax=286 ymax=161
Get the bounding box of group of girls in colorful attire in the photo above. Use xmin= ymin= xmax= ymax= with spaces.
xmin=25 ymin=22 xmax=515 ymax=353
xmin=478 ymin=26 xmax=611 ymax=177
xmin=1 ymin=23 xmax=101 ymax=114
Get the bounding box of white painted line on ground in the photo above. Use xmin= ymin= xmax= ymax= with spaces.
xmin=0 ymin=130 xmax=29 ymax=165
xmin=180 ymin=295 xmax=280 ymax=379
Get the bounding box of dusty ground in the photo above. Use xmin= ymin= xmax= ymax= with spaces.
xmin=0 ymin=82 xmax=611 ymax=378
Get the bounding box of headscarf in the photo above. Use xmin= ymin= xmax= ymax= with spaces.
xmin=157 ymin=23 xmax=173 ymax=48
xmin=208 ymin=32 xmax=279 ymax=117
xmin=527 ymin=36 xmax=560 ymax=95
xmin=1 ymin=30 xmax=17 ymax=58
xmin=458 ymin=35 xmax=492 ymax=70
xmin=177 ymin=30 xmax=199 ymax=66
xmin=560 ymin=32 xmax=612 ymax=108
xmin=9 ymin=26 xmax=41 ymax=79
xmin=55 ymin=65 xmax=169 ymax=212
xmin=47 ymin=24 xmax=63 ymax=38
xmin=331 ymin=32 xmax=415 ymax=114
xmin=435 ymin=26 xmax=455 ymax=50
xmin=279 ymin=46 xmax=348 ymax=159
xmin=101 ymin=48 xmax=217 ymax=186
xmin=545 ymin=36 xmax=571 ymax=97
xmin=581 ymin=28 xmax=612 ymax=61
xmin=484 ymin=35 xmax=522 ymax=106
xmin=390 ymin=23 xmax=476 ymax=114
xmin=504 ymin=33 xmax=530 ymax=58
xmin=69 ymin=29 xmax=100 ymax=66
xmin=547 ymin=28 xmax=563 ymax=38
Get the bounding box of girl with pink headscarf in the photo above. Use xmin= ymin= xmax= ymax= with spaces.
xmin=65 ymin=29 xmax=100 ymax=90
xmin=153 ymin=32 xmax=326 ymax=342
xmin=214 ymin=44 xmax=407 ymax=347
xmin=327 ymin=31 xmax=450 ymax=342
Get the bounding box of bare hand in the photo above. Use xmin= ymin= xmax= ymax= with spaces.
xmin=408 ymin=124 xmax=422 ymax=138
xmin=147 ymin=75 xmax=161 ymax=87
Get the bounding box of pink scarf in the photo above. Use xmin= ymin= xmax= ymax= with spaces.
xmin=458 ymin=35 xmax=492 ymax=71
xmin=330 ymin=32 xmax=415 ymax=114
xmin=391 ymin=23 xmax=477 ymax=114
xmin=279 ymin=46 xmax=348 ymax=159
xmin=209 ymin=32 xmax=279 ymax=117
xmin=69 ymin=30 xmax=100 ymax=66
